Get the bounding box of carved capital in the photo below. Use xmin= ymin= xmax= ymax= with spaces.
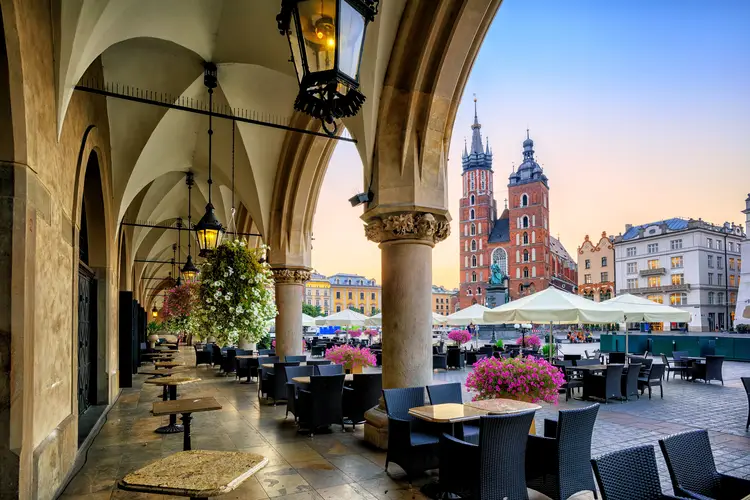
xmin=364 ymin=212 xmax=450 ymax=245
xmin=272 ymin=268 xmax=312 ymax=285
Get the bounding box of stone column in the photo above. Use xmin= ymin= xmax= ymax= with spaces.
xmin=272 ymin=267 xmax=311 ymax=359
xmin=363 ymin=212 xmax=450 ymax=448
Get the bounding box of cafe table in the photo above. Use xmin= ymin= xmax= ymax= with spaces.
xmin=291 ymin=374 xmax=353 ymax=384
xmin=118 ymin=450 xmax=268 ymax=499
xmin=144 ymin=376 xmax=200 ymax=433
xmin=152 ymin=397 xmax=222 ymax=451
xmin=464 ymin=398 xmax=542 ymax=434
xmin=235 ymin=354 xmax=258 ymax=359
xmin=140 ymin=368 xmax=184 ymax=379
xmin=155 ymin=361 xmax=185 ymax=369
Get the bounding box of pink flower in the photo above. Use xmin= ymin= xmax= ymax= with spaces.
xmin=516 ymin=334 xmax=542 ymax=349
xmin=465 ymin=356 xmax=564 ymax=404
xmin=324 ymin=345 xmax=376 ymax=367
xmin=448 ymin=329 xmax=472 ymax=345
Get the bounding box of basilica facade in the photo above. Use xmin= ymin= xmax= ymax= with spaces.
xmin=458 ymin=101 xmax=578 ymax=309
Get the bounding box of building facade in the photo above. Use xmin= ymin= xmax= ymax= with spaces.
xmin=614 ymin=218 xmax=745 ymax=332
xmin=734 ymin=195 xmax=750 ymax=327
xmin=304 ymin=272 xmax=332 ymax=315
xmin=329 ymin=273 xmax=382 ymax=315
xmin=458 ymin=100 xmax=577 ymax=309
xmin=432 ymin=285 xmax=458 ymax=315
xmin=577 ymin=232 xmax=616 ymax=301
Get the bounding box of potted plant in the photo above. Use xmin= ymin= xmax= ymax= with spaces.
xmin=162 ymin=282 xmax=199 ymax=344
xmin=466 ymin=356 xmax=565 ymax=404
xmin=349 ymin=329 xmax=362 ymax=338
xmin=448 ymin=329 xmax=471 ymax=348
xmin=325 ymin=345 xmax=377 ymax=374
xmin=147 ymin=321 xmax=164 ymax=347
xmin=516 ymin=334 xmax=542 ymax=351
xmin=494 ymin=338 xmax=504 ymax=351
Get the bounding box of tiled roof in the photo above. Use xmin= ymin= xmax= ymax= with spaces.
xmin=488 ymin=217 xmax=510 ymax=243
xmin=550 ymin=236 xmax=574 ymax=262
xmin=621 ymin=218 xmax=689 ymax=241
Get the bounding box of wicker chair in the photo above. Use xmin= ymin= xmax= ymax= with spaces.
xmin=265 ymin=362 xmax=301 ymax=405
xmin=310 ymin=344 xmax=326 ymax=357
xmin=558 ymin=365 xmax=583 ymax=402
xmin=342 ymin=373 xmax=382 ymax=430
xmin=432 ymin=354 xmax=448 ymax=371
xmin=306 ymin=360 xmax=331 ymax=369
xmin=221 ymin=349 xmax=238 ymax=375
xmin=659 ymin=429 xmax=750 ymax=499
xmin=297 ymin=374 xmax=345 ymax=435
xmin=440 ymin=411 xmax=536 ymax=500
xmin=638 ymin=363 xmax=665 ymax=399
xmin=743 ymin=377 xmax=750 ymax=431
xmin=256 ymin=356 xmax=282 ymax=398
xmin=661 ymin=353 xmax=688 ymax=381
xmin=608 ymin=352 xmax=626 ymax=364
xmin=446 ymin=347 xmax=465 ymax=369
xmin=583 ymin=364 xmax=624 ymax=403
xmin=526 ymin=404 xmax=600 ymax=500
xmin=591 ymin=445 xmax=684 ymax=500
xmin=621 ymin=363 xmax=641 ymax=401
xmin=691 ymin=355 xmax=724 ymax=385
xmin=316 ymin=364 xmax=344 ymax=376
xmin=382 ymin=387 xmax=440 ymax=482
xmin=211 ymin=344 xmax=224 ymax=367
xmin=285 ymin=355 xmax=306 ymax=363
xmin=426 ymin=383 xmax=478 ymax=444
xmin=284 ymin=365 xmax=315 ymax=421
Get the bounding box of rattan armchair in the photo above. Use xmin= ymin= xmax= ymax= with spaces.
xmin=426 ymin=382 xmax=478 ymax=444
xmin=342 ymin=373 xmax=382 ymax=430
xmin=265 ymin=362 xmax=301 ymax=405
xmin=691 ymin=355 xmax=724 ymax=385
xmin=591 ymin=445 xmax=683 ymax=500
xmin=638 ymin=363 xmax=665 ymax=399
xmin=194 ymin=344 xmax=212 ymax=367
xmin=284 ymin=365 xmax=314 ymax=421
xmin=297 ymin=374 xmax=345 ymax=435
xmin=743 ymin=377 xmax=750 ymax=431
xmin=583 ymin=364 xmax=624 ymax=403
xmin=316 ymin=364 xmax=344 ymax=376
xmin=621 ymin=363 xmax=641 ymax=401
xmin=659 ymin=429 xmax=750 ymax=499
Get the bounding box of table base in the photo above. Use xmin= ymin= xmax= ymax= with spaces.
xmin=155 ymin=423 xmax=184 ymax=434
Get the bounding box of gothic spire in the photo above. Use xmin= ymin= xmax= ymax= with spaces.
xmin=470 ymin=94 xmax=483 ymax=154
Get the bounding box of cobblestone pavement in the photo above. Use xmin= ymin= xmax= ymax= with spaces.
xmin=62 ymin=349 xmax=750 ymax=499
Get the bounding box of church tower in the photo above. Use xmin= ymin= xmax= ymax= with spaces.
xmin=507 ymin=131 xmax=550 ymax=299
xmin=459 ymin=97 xmax=495 ymax=309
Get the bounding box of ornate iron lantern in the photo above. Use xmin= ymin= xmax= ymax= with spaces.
xmin=152 ymin=305 xmax=158 ymax=318
xmin=277 ymin=0 xmax=379 ymax=135
xmin=181 ymin=173 xmax=200 ymax=282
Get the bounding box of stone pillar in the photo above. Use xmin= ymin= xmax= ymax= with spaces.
xmin=363 ymin=212 xmax=450 ymax=448
xmin=272 ymin=268 xmax=311 ymax=359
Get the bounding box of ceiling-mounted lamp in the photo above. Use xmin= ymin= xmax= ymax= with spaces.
xmin=195 ymin=63 xmax=225 ymax=257
xmin=277 ymin=0 xmax=379 ymax=135
xmin=181 ymin=173 xmax=200 ymax=282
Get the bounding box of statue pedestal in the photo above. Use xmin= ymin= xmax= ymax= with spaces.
xmin=485 ymin=284 xmax=508 ymax=309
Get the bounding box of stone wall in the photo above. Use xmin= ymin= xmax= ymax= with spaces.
xmin=1 ymin=0 xmax=118 ymax=497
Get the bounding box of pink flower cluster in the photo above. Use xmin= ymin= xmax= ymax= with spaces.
xmin=363 ymin=329 xmax=378 ymax=337
xmin=324 ymin=345 xmax=377 ymax=367
xmin=516 ymin=334 xmax=542 ymax=349
xmin=349 ymin=329 xmax=362 ymax=338
xmin=465 ymin=356 xmax=565 ymax=404
xmin=448 ymin=329 xmax=472 ymax=345
xmin=162 ymin=283 xmax=198 ymax=321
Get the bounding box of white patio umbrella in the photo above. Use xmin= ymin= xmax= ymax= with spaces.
xmin=484 ymin=287 xmax=625 ymax=362
xmin=603 ymin=293 xmax=691 ymax=355
xmin=301 ymin=313 xmax=317 ymax=327
xmin=445 ymin=303 xmax=493 ymax=325
xmin=315 ymin=308 xmax=369 ymax=327
xmin=365 ymin=311 xmax=448 ymax=326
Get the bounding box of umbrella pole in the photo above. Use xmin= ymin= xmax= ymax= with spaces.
xmin=549 ymin=321 xmax=553 ymax=363
xmin=624 ymin=315 xmax=629 ymax=360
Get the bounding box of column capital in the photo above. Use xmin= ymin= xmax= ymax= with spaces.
xmin=272 ymin=267 xmax=312 ymax=285
xmin=364 ymin=211 xmax=450 ymax=245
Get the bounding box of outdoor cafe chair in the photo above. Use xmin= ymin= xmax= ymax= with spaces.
xmin=608 ymin=352 xmax=626 ymax=364
xmin=426 ymin=382 xmax=479 ymax=444
xmin=432 ymin=354 xmax=448 ymax=371
xmin=343 ymin=373 xmax=382 ymax=430
xmin=621 ymin=363 xmax=641 ymax=401
xmin=298 ymin=374 xmax=345 ymax=435
xmin=690 ymin=355 xmax=724 ymax=385
xmin=638 ymin=363 xmax=665 ymax=399
xmin=284 ymin=365 xmax=315 ymax=421
xmin=440 ymin=411 xmax=536 ymax=500
xmin=266 ymin=362 xmax=301 ymax=405
xmin=526 ymin=404 xmax=600 ymax=500
xmin=316 ymin=364 xmax=344 ymax=376
xmin=194 ymin=344 xmax=212 ymax=367
xmin=256 ymin=356 xmax=281 ymax=398
xmin=306 ymin=359 xmax=331 ymax=368
xmin=659 ymin=429 xmax=750 ymax=500
xmin=743 ymin=377 xmax=750 ymax=431
xmin=383 ymin=386 xmax=440 ymax=482
xmin=591 ymin=445 xmax=684 ymax=500
xmin=661 ymin=353 xmax=688 ymax=381
xmin=285 ymin=355 xmax=306 ymax=363
xmin=584 ymin=364 xmax=624 ymax=404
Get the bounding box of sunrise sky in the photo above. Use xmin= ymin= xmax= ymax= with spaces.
xmin=311 ymin=0 xmax=750 ymax=289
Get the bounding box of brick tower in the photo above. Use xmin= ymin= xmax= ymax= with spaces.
xmin=458 ymin=98 xmax=496 ymax=308
xmin=507 ymin=131 xmax=550 ymax=299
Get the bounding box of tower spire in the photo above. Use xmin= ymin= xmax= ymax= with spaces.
xmin=470 ymin=94 xmax=483 ymax=154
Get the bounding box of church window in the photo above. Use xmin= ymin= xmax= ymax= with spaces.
xmin=470 ymin=209 xmax=475 ymax=220
xmin=472 ymin=272 xmax=477 ymax=282
xmin=470 ymin=194 xmax=475 ymax=205
xmin=471 ymin=240 xmax=477 ymax=251
xmin=523 ymin=267 xmax=530 ymax=278
xmin=532 ymin=231 xmax=536 ymax=243
xmin=491 ymin=248 xmax=508 ymax=276
xmin=467 ymin=288 xmax=473 ymax=296
xmin=480 ymin=272 xmax=484 ymax=281
xmin=521 ymin=194 xmax=528 ymax=207
xmin=532 ymin=267 xmax=537 ymax=277
xmin=522 ymin=216 xmax=529 ymax=228
xmin=470 ymin=172 xmax=475 ymax=191
xmin=532 ymin=248 xmax=536 ymax=261
xmin=544 ymin=216 xmax=547 ymax=229
xmin=470 ymin=223 xmax=476 ymax=236
xmin=472 ymin=255 xmax=477 ymax=267
xmin=477 ymin=287 xmax=482 ymax=295
xmin=480 ymin=172 xmax=486 ymax=191
xmin=464 ymin=225 xmax=468 ymax=236
xmin=523 ymin=232 xmax=529 ymax=245
xmin=523 ymin=250 xmax=529 ymax=262
xmin=543 ymin=194 xmax=547 ymax=207
xmin=465 ymin=272 xmax=469 ymax=282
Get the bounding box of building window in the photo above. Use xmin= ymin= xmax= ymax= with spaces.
xmin=471 ymin=240 xmax=477 ymax=251
xmin=360 ymin=292 xmax=364 ymax=300
xmin=470 ymin=223 xmax=476 ymax=236
xmin=371 ymin=306 xmax=376 ymax=314
xmin=648 ymin=276 xmax=661 ymax=288
xmin=708 ymin=292 xmax=714 ymax=304
xmin=337 ymin=305 xmax=341 ymax=312
xmin=717 ymin=257 xmax=724 ymax=269
xmin=627 ymin=278 xmax=638 ymax=289
xmin=717 ymin=240 xmax=722 ymax=251
xmin=627 ymin=262 xmax=638 ymax=274
xmin=670 ymin=239 xmax=683 ymax=250
xmin=523 ymin=267 xmax=529 ymax=278
xmin=717 ymin=292 xmax=725 ymax=305
xmin=315 ymin=299 xmax=320 ymax=306
xmin=730 ymin=275 xmax=735 ymax=287
xmin=584 ymin=274 xmax=592 ymax=284
xmin=626 ymin=247 xmax=636 ymax=257
xmin=467 ymin=288 xmax=473 ymax=296
xmin=671 ymin=256 xmax=683 ymax=269
xmin=523 ymin=250 xmax=529 ymax=262
xmin=470 ymin=209 xmax=475 ymax=220
xmin=470 ymin=194 xmax=475 ymax=205
xmin=729 ymin=242 xmax=734 ymax=252
xmin=670 ymin=292 xmax=687 ymax=306
xmin=348 ymin=292 xmax=352 ymax=299
xmin=522 ymin=216 xmax=529 ymax=228
xmin=371 ymin=292 xmax=375 ymax=300
xmin=336 ymin=291 xmax=341 ymax=299
xmin=672 ymin=274 xmax=684 ymax=285
xmin=708 ymin=273 xmax=714 ymax=285
xmin=472 ymin=272 xmax=477 ymax=282
xmin=476 ymin=287 xmax=482 ymax=295
xmin=718 ymin=273 xmax=724 ymax=285
xmin=523 ymin=232 xmax=529 ymax=245
xmin=708 ymin=255 xmax=714 ymax=268
xmin=471 ymin=255 xmax=477 ymax=267
xmin=648 ymin=259 xmax=659 ymax=270
xmin=585 ymin=259 xmax=591 ymax=269
xmin=729 ymin=258 xmax=735 ymax=270
xmin=647 ymin=243 xmax=658 ymax=254
xmin=647 ymin=294 xmax=664 ymax=304
xmin=601 ymin=272 xmax=609 ymax=282
xmin=707 ymin=238 xmax=713 ymax=249
xmin=601 ymin=257 xmax=608 ymax=267
xmin=730 ymin=292 xmax=737 ymax=304
xmin=521 ymin=194 xmax=528 ymax=207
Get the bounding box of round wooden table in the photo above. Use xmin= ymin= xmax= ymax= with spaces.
xmin=144 ymin=376 xmax=200 ymax=433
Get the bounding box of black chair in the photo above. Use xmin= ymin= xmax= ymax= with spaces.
xmin=284 ymin=365 xmax=315 ymax=421
xmin=211 ymin=344 xmax=224 ymax=367
xmin=221 ymin=349 xmax=238 ymax=375
xmin=432 ymin=354 xmax=448 ymax=371
xmin=316 ymin=364 xmax=344 ymax=376
xmin=285 ymin=355 xmax=306 ymax=363
xmin=297 ymin=374 xmax=345 ymax=435
xmin=446 ymin=347 xmax=465 ymax=369
xmin=440 ymin=411 xmax=536 ymax=500
xmin=659 ymin=429 xmax=750 ymax=500
xmin=256 ymin=356 xmax=281 ymax=398
xmin=691 ymin=355 xmax=724 ymax=385
xmin=591 ymin=445 xmax=683 ymax=500
xmin=575 ymin=358 xmax=601 ymax=367
xmin=194 ymin=344 xmax=212 ymax=367
xmin=584 ymin=364 xmax=624 ymax=403
xmin=258 ymin=349 xmax=272 ymax=356
xmin=557 ymin=365 xmax=583 ymax=402
xmin=382 ymin=387 xmax=440 ymax=482
xmin=266 ymin=362 xmax=301 ymax=405
xmin=426 ymin=383 xmax=478 ymax=444
xmin=661 ymin=353 xmax=688 ymax=381
xmin=343 ymin=373 xmax=382 ymax=430
xmin=306 ymin=360 xmax=331 ymax=368
xmin=564 ymin=354 xmax=582 ymax=362
xmin=526 ymin=404 xmax=600 ymax=500
xmin=742 ymin=377 xmax=750 ymax=431
xmin=608 ymin=352 xmax=626 ymax=364
xmin=638 ymin=363 xmax=665 ymax=399
xmin=310 ymin=345 xmax=326 ymax=357
xmin=621 ymin=363 xmax=641 ymax=401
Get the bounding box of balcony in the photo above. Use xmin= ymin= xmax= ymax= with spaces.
xmin=639 ymin=267 xmax=666 ymax=277
xmin=619 ymin=283 xmax=692 ymax=295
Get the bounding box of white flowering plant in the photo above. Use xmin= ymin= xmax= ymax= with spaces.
xmin=198 ymin=240 xmax=277 ymax=345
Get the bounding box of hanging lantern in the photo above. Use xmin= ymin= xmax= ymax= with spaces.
xmin=152 ymin=305 xmax=158 ymax=318
xmin=181 ymin=172 xmax=201 ymax=282
xmin=181 ymin=254 xmax=200 ymax=283
xmin=277 ymin=0 xmax=378 ymax=135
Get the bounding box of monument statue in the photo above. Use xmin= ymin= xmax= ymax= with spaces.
xmin=490 ymin=263 xmax=506 ymax=285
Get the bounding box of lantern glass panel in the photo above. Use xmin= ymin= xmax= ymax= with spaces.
xmin=298 ymin=0 xmax=336 ymax=75
xmin=338 ymin=0 xmax=366 ymax=81
xmin=289 ymin=10 xmax=305 ymax=83
xmin=197 ymin=228 xmax=221 ymax=252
